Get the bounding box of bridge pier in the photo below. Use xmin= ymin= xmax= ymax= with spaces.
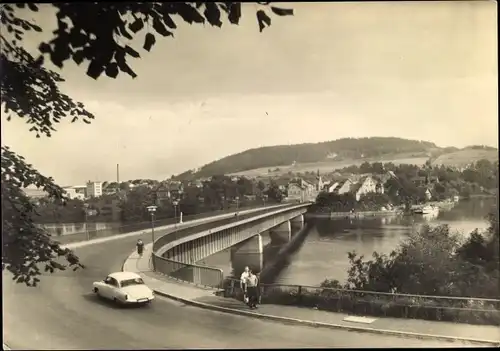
xmin=290 ymin=214 xmax=304 ymax=234
xmin=230 ymin=234 xmax=263 ymax=276
xmin=269 ymin=220 xmax=291 ymax=243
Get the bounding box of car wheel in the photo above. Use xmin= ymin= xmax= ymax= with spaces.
xmin=93 ymin=287 xmax=99 ymax=294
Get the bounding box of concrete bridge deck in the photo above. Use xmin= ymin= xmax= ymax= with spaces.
xmin=152 ymin=202 xmax=311 ymax=287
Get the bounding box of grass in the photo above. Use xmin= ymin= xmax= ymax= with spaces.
xmin=228 ymin=149 xmax=498 ymax=178
xmin=432 ymin=149 xmax=498 ymax=167
xmin=229 ymin=154 xmax=430 ymax=177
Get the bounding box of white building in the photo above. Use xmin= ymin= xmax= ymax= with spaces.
xmin=86 ymin=181 xmax=103 ymax=198
xmin=63 ymin=187 xmax=86 ymax=201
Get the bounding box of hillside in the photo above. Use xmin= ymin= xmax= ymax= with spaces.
xmin=174 ymin=137 xmax=437 ymax=179
xmin=431 ymin=146 xmax=498 ymax=167
xmin=174 ymin=138 xmax=497 ymax=180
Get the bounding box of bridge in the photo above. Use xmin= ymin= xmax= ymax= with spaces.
xmin=152 ymin=202 xmax=311 ymax=287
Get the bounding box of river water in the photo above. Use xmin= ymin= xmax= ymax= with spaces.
xmin=200 ymin=198 xmax=496 ymax=286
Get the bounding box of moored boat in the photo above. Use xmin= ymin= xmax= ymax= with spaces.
xmin=414 ymin=205 xmax=439 ymax=215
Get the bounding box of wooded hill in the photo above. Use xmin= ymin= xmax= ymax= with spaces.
xmin=175 ymin=137 xmax=448 ymax=179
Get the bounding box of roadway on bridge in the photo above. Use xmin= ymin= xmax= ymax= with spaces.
xmin=4 ymin=232 xmax=469 ymax=349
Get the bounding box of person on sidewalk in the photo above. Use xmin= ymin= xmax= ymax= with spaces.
xmin=256 ymin=272 xmax=262 ymax=305
xmin=136 ymin=239 xmax=144 ymax=257
xmin=245 ymin=269 xmax=259 ymax=309
xmin=240 ymin=266 xmax=250 ymax=294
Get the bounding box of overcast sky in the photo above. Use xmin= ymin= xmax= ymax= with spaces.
xmin=2 ymin=1 xmax=497 ymax=185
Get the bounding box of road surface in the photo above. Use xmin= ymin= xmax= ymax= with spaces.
xmin=3 ymin=233 xmax=476 ymax=349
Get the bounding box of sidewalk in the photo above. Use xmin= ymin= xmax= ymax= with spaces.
xmin=123 ymin=244 xmax=500 ymax=346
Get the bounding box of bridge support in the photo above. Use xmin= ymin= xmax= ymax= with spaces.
xmin=269 ymin=220 xmax=291 ymax=243
xmin=230 ymin=234 xmax=263 ymax=276
xmin=290 ymin=214 xmax=304 ymax=234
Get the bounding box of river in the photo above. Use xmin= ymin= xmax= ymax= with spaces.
xmin=200 ymin=198 xmax=496 ymax=286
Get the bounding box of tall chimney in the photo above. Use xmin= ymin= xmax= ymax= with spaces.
xmin=117 ymin=164 xmax=120 ymax=184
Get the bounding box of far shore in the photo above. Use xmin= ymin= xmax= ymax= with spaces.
xmin=307 ymin=210 xmax=400 ymax=219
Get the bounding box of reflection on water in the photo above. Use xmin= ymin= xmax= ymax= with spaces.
xmin=37 ymin=222 xmax=118 ymax=236
xmin=276 ymin=198 xmax=496 ymax=286
xmin=198 ymin=226 xmax=303 ymax=281
xmin=198 ymin=230 xmax=272 ymax=279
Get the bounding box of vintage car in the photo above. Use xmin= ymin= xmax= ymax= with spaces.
xmin=92 ymin=271 xmax=154 ymax=305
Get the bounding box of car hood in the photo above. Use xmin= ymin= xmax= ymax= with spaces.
xmin=121 ymin=285 xmax=153 ymax=299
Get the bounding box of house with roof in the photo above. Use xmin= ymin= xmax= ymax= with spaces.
xmin=274 ymin=178 xmax=290 ymax=193
xmin=324 ymin=181 xmax=339 ymax=193
xmin=299 ymin=179 xmax=314 ymax=191
xmin=350 ymin=176 xmax=379 ymax=201
xmin=287 ymin=182 xmax=306 ymax=201
xmin=63 ymin=186 xmax=86 ymax=201
xmin=335 ymin=179 xmax=354 ymax=195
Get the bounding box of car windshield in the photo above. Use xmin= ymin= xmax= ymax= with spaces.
xmin=120 ymin=277 xmax=145 ymax=287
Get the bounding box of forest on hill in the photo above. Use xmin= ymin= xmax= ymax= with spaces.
xmin=174 ymin=138 xmax=497 ymax=180
xmin=176 ymin=137 xmax=439 ymax=179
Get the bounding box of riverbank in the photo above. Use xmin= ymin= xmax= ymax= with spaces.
xmin=307 ymin=210 xmax=400 ymax=219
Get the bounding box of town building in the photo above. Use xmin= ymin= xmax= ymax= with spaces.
xmin=324 ymin=181 xmax=339 ymax=193
xmin=350 ymin=176 xmax=379 ymax=201
xmin=86 ymin=181 xmax=103 ymax=198
xmin=336 ymin=179 xmax=354 ymax=195
xmin=63 ymin=186 xmax=86 ymax=201
xmin=287 ymin=182 xmax=306 ymax=201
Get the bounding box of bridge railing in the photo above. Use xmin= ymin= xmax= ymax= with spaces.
xmin=53 ymin=202 xmax=293 ymax=245
xmin=222 ymin=278 xmax=500 ymax=325
xmin=152 ymin=202 xmax=303 ymax=253
xmin=152 ymin=255 xmax=224 ymax=289
xmin=151 ymin=202 xmax=308 ymax=288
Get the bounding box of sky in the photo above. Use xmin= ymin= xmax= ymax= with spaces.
xmin=2 ymin=1 xmax=498 ymax=185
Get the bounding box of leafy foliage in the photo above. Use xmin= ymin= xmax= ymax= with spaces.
xmin=314 ymin=193 xmax=356 ymax=212
xmin=264 ymin=181 xmax=284 ymax=203
xmin=34 ymin=197 xmax=86 ymax=224
xmin=1 ymin=146 xmax=84 ymax=287
xmin=116 ymin=176 xmax=267 ymax=223
xmin=338 ymin=211 xmax=499 ymax=298
xmin=1 ymin=2 xmax=293 ymax=286
xmin=0 ymin=4 xmax=95 ymax=137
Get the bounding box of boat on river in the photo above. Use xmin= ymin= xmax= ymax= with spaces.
xmin=413 ymin=204 xmax=439 ymax=215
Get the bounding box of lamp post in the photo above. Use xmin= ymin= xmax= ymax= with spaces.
xmin=83 ymin=203 xmax=89 ymax=240
xmin=146 ymin=205 xmax=157 ymax=244
xmin=172 ymin=200 xmax=179 ymax=228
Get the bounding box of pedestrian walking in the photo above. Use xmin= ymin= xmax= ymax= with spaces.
xmin=256 ymin=272 xmax=262 ymax=305
xmin=245 ymin=269 xmax=259 ymax=309
xmin=136 ymin=239 xmax=144 ymax=257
